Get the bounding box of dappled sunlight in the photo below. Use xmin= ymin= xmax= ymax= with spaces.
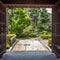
xmin=7 ymin=8 xmax=52 ymax=52
xmin=12 ymin=38 xmax=49 ymax=52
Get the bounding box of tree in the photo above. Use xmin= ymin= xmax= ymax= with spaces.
xmin=27 ymin=8 xmax=40 ymax=28
xmin=27 ymin=8 xmax=51 ymax=33
xmin=8 ymin=8 xmax=31 ymax=37
xmin=37 ymin=8 xmax=51 ymax=32
xmin=8 ymin=8 xmax=52 ymax=37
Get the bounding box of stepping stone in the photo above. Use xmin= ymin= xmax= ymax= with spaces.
xmin=2 ymin=52 xmax=56 ymax=60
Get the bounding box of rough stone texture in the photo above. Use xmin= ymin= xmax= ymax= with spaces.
xmin=2 ymin=52 xmax=56 ymax=60
xmin=12 ymin=38 xmax=48 ymax=51
xmin=57 ymin=59 xmax=60 ymax=60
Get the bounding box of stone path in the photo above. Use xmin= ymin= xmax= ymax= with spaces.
xmin=12 ymin=38 xmax=49 ymax=51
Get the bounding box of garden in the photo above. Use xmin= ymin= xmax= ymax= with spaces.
xmin=6 ymin=8 xmax=52 ymax=49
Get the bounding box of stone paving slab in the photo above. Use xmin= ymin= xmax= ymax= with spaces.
xmin=2 ymin=52 xmax=56 ymax=60
xmin=12 ymin=38 xmax=49 ymax=51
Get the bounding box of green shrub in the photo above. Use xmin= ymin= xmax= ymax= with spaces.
xmin=40 ymin=34 xmax=52 ymax=39
xmin=7 ymin=34 xmax=15 ymax=38
xmin=6 ymin=34 xmax=15 ymax=49
xmin=29 ymin=33 xmax=36 ymax=37
xmin=48 ymin=39 xmax=52 ymax=47
xmin=19 ymin=33 xmax=36 ymax=38
xmin=40 ymin=31 xmax=47 ymax=34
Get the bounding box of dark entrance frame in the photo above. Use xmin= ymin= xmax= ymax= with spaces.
xmin=0 ymin=0 xmax=60 ymax=58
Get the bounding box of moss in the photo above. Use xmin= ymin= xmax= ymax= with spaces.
xmin=6 ymin=34 xmax=15 ymax=49
xmin=48 ymin=39 xmax=52 ymax=47
xmin=6 ymin=43 xmax=10 ymax=49
xmin=7 ymin=34 xmax=15 ymax=38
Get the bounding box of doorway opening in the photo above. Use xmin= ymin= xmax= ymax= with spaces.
xmin=6 ymin=8 xmax=52 ymax=52
xmin=0 ymin=0 xmax=60 ymax=58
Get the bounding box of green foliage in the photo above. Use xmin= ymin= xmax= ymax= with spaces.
xmin=22 ymin=25 xmax=33 ymax=37
xmin=40 ymin=32 xmax=52 ymax=47
xmin=29 ymin=33 xmax=36 ymax=37
xmin=6 ymin=34 xmax=15 ymax=49
xmin=8 ymin=8 xmax=52 ymax=38
xmin=48 ymin=39 xmax=52 ymax=47
xmin=28 ymin=8 xmax=52 ymax=33
xmin=7 ymin=34 xmax=15 ymax=37
xmin=40 ymin=33 xmax=52 ymax=39
xmin=6 ymin=43 xmax=10 ymax=49
xmin=8 ymin=8 xmax=31 ymax=37
xmin=18 ymin=25 xmax=36 ymax=37
xmin=37 ymin=8 xmax=51 ymax=32
xmin=28 ymin=8 xmax=40 ymax=28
